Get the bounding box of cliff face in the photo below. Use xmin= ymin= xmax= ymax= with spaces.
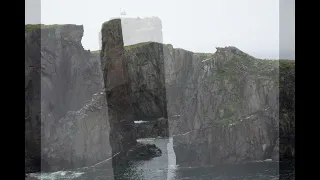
xmin=123 ymin=41 xmax=294 ymax=167
xmin=25 ymin=24 xmax=112 ymax=172
xmin=25 ymin=20 xmax=295 ymax=172
xmin=101 ymin=25 xmax=293 ymax=166
xmin=100 ymin=19 xmax=137 ymax=156
xmin=125 ymin=42 xmax=167 ymax=120
xmin=25 ymin=27 xmax=41 ymax=173
xmin=279 ymin=60 xmax=295 ymax=160
xmin=40 ymin=25 xmax=104 ymax=120
xmin=164 ymin=46 xmax=281 ymax=166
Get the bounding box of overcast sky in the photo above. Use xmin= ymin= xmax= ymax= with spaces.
xmin=26 ymin=0 xmax=295 ymax=60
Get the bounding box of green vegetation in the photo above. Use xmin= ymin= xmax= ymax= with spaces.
xmin=195 ymin=53 xmax=213 ymax=61
xmin=203 ymin=49 xmax=295 ymax=128
xmin=204 ymin=53 xmax=279 ymax=87
xmin=124 ymin=42 xmax=155 ymax=51
xmin=166 ymin=44 xmax=173 ymax=48
xmin=279 ymin=59 xmax=295 ymax=69
xmin=91 ymin=50 xmax=101 ymax=54
xmin=25 ymin=24 xmax=68 ymax=32
xmin=228 ymin=54 xmax=278 ymax=75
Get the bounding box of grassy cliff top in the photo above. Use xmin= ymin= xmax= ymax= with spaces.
xmin=279 ymin=59 xmax=295 ymax=69
xmin=91 ymin=42 xmax=167 ymax=53
xmin=25 ymin=24 xmax=81 ymax=32
xmin=25 ymin=24 xmax=61 ymax=32
xmin=91 ymin=50 xmax=101 ymax=54
xmin=101 ymin=19 xmax=121 ymax=30
xmin=194 ymin=53 xmax=213 ymax=60
xmin=124 ymin=42 xmax=155 ymax=51
xmin=91 ymin=41 xmax=295 ymax=67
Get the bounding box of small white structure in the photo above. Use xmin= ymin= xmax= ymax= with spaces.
xmin=120 ymin=9 xmax=127 ymax=16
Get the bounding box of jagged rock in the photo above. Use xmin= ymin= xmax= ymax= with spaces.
xmin=125 ymin=42 xmax=167 ymax=119
xmin=25 ymin=25 xmax=41 ymax=173
xmin=127 ymin=143 xmax=162 ymax=160
xmin=100 ymin=19 xmax=137 ymax=154
xmin=25 ymin=24 xmax=110 ymax=172
xmin=25 ymin=20 xmax=295 ymax=173
xmin=109 ymin=36 xmax=294 ymax=166
xmin=279 ymin=60 xmax=295 ymax=160
xmin=162 ymin=45 xmax=293 ymax=167
xmin=122 ymin=41 xmax=294 ymax=166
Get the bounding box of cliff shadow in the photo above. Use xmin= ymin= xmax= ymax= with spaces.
xmin=25 ymin=27 xmax=42 ymax=173
xmin=100 ymin=17 xmax=171 ymax=179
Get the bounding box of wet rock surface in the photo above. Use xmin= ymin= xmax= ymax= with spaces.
xmin=134 ymin=117 xmax=169 ymax=138
xmin=127 ymin=143 xmax=162 ymax=160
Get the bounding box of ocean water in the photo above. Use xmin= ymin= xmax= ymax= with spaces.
xmin=28 ymin=137 xmax=293 ymax=180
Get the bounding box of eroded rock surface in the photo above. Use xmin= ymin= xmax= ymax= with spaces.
xmin=25 ymin=26 xmax=41 ymax=173
xmin=100 ymin=19 xmax=138 ymax=163
xmin=108 ymin=38 xmax=294 ymax=167
xmin=125 ymin=42 xmax=167 ymax=120
xmin=25 ymin=21 xmax=295 ymax=173
xmin=163 ymin=46 xmax=281 ymax=166
xmin=25 ymin=24 xmax=112 ymax=172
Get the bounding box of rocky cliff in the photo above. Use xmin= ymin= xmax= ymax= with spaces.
xmin=164 ymin=46 xmax=281 ymax=167
xmin=125 ymin=42 xmax=167 ymax=120
xmin=25 ymin=25 xmax=41 ymax=173
xmin=121 ymin=41 xmax=294 ymax=167
xmin=25 ymin=24 xmax=113 ymax=172
xmin=25 ymin=20 xmax=295 ymax=173
xmin=279 ymin=60 xmax=295 ymax=160
xmin=100 ymin=19 xmax=138 ymax=174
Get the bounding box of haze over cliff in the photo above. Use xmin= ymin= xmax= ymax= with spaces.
xmin=25 ymin=18 xmax=294 ymax=176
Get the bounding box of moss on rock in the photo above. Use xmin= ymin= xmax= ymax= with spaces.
xmin=25 ymin=24 xmax=76 ymax=33
xmin=124 ymin=42 xmax=157 ymax=51
xmin=91 ymin=50 xmax=101 ymax=54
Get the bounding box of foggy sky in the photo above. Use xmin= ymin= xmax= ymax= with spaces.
xmin=26 ymin=0 xmax=295 ymax=60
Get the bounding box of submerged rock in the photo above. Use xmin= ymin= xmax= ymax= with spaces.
xmin=127 ymin=143 xmax=162 ymax=160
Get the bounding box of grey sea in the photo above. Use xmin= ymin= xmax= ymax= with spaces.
xmin=27 ymin=138 xmax=294 ymax=180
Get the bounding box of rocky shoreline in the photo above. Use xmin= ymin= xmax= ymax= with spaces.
xmin=25 ymin=19 xmax=294 ymax=173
